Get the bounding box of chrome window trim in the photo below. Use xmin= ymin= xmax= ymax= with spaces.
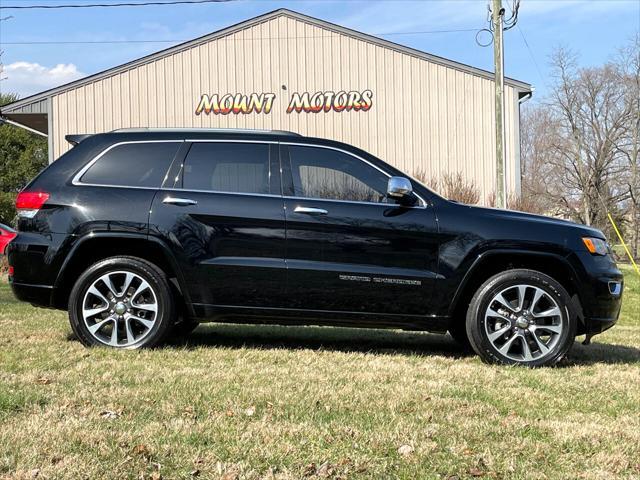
xmin=72 ymin=140 xmax=184 ymax=188
xmin=161 ymin=187 xmax=281 ymax=199
xmin=282 ymin=195 xmax=424 ymax=209
xmin=71 ymin=138 xmax=428 ymax=209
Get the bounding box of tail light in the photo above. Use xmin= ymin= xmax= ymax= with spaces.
xmin=16 ymin=191 xmax=50 ymax=218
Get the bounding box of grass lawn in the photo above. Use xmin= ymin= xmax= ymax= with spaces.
xmin=0 ymin=266 xmax=638 ymax=479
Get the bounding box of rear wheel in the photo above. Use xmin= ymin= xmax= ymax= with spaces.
xmin=68 ymin=256 xmax=175 ymax=348
xmin=466 ymin=269 xmax=576 ymax=367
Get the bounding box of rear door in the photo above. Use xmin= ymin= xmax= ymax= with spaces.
xmin=148 ymin=140 xmax=287 ymax=309
xmin=281 ymin=144 xmax=440 ymax=316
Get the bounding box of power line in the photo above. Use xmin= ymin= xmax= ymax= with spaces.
xmin=0 ymin=0 xmax=451 ymax=8
xmin=515 ymin=24 xmax=545 ymax=86
xmin=0 ymin=0 xmax=234 ymax=9
xmin=503 ymin=1 xmax=545 ymax=86
xmin=0 ymin=28 xmax=481 ymax=45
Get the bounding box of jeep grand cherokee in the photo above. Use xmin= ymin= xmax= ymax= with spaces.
xmin=6 ymin=128 xmax=624 ymax=366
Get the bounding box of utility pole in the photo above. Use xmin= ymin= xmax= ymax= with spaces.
xmin=492 ymin=0 xmax=507 ymax=209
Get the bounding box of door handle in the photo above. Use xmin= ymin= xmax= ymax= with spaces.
xmin=294 ymin=206 xmax=328 ymax=215
xmin=162 ymin=196 xmax=198 ymax=206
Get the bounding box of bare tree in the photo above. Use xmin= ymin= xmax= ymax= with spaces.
xmin=536 ymin=47 xmax=634 ymax=232
xmin=615 ymin=34 xmax=640 ymax=257
xmin=520 ymin=105 xmax=564 ymax=215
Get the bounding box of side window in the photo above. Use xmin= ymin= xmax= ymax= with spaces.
xmin=182 ymin=143 xmax=271 ymax=194
xmin=288 ymin=146 xmax=389 ymax=203
xmin=80 ymin=142 xmax=180 ymax=187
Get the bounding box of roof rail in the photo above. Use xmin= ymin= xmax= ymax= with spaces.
xmin=109 ymin=127 xmax=301 ymax=136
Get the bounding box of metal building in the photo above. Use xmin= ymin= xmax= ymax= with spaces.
xmin=0 ymin=8 xmax=531 ymax=199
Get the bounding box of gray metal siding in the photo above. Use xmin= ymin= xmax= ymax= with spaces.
xmin=2 ymin=98 xmax=49 ymax=114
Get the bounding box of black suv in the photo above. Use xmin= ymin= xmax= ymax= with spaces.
xmin=7 ymin=129 xmax=623 ymax=366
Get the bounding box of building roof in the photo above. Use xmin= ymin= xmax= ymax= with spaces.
xmin=1 ymin=8 xmax=531 ymax=114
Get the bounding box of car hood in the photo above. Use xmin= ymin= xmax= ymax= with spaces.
xmin=458 ymin=203 xmax=606 ymax=239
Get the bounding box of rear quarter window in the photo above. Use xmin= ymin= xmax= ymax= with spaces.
xmin=79 ymin=142 xmax=180 ymax=188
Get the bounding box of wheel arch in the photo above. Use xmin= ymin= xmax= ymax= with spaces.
xmin=448 ymin=250 xmax=584 ymax=332
xmin=52 ymin=233 xmax=193 ymax=315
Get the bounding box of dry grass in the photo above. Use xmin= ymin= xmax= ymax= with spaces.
xmin=0 ymin=266 xmax=639 ymax=479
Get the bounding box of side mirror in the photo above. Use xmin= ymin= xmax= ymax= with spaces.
xmin=387 ymin=176 xmax=413 ymax=199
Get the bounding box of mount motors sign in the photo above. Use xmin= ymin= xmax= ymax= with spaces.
xmin=195 ymin=89 xmax=373 ymax=115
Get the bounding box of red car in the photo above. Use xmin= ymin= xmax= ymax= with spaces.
xmin=0 ymin=223 xmax=17 ymax=255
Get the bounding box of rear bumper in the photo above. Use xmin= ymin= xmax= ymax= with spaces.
xmin=9 ymin=279 xmax=55 ymax=307
xmin=6 ymin=231 xmax=67 ymax=308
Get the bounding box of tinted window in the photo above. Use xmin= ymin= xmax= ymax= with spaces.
xmin=81 ymin=142 xmax=180 ymax=187
xmin=183 ymin=143 xmax=271 ymax=194
xmin=288 ymin=146 xmax=389 ymax=203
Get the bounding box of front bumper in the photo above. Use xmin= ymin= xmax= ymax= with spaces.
xmin=569 ymin=252 xmax=623 ymax=336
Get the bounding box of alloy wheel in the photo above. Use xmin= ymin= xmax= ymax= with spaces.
xmin=484 ymin=284 xmax=563 ymax=362
xmin=81 ymin=270 xmax=159 ymax=347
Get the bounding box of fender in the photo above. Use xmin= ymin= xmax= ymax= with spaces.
xmin=447 ymin=248 xmax=582 ymax=317
xmin=53 ymin=232 xmax=195 ymax=316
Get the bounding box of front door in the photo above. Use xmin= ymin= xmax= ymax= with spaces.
xmin=281 ymin=144 xmax=439 ymax=316
xmin=149 ymin=140 xmax=287 ymax=309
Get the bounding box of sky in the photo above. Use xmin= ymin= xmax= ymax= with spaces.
xmin=0 ymin=0 xmax=638 ymax=102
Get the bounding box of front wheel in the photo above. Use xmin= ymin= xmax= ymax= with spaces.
xmin=466 ymin=269 xmax=577 ymax=367
xmin=68 ymin=256 xmax=176 ymax=348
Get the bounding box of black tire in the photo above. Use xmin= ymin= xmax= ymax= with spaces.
xmin=68 ymin=256 xmax=176 ymax=348
xmin=466 ymin=269 xmax=576 ymax=367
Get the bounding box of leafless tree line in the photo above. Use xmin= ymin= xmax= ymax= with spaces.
xmin=413 ymin=35 xmax=639 ymax=260
xmin=521 ymin=36 xmax=640 ymax=257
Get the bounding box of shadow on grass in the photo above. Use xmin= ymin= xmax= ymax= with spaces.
xmin=165 ymin=322 xmax=472 ymax=359
xmin=163 ymin=323 xmax=640 ymax=366
xmin=62 ymin=319 xmax=640 ymax=365
xmin=566 ymin=340 xmax=640 ymax=366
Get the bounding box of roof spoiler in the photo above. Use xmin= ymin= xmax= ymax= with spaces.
xmin=65 ymin=134 xmax=93 ymax=146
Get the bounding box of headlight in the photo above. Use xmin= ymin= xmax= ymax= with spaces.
xmin=582 ymin=237 xmax=609 ymax=256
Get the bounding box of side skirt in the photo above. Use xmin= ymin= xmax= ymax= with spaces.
xmin=190 ymin=304 xmax=450 ymax=333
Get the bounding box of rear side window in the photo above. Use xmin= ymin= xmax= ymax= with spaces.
xmin=80 ymin=142 xmax=180 ymax=187
xmin=182 ymin=142 xmax=271 ymax=194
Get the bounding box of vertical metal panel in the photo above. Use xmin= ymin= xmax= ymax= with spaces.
xmin=51 ymin=14 xmax=523 ymax=202
xmin=5 ymin=98 xmax=49 ymax=114
xmin=47 ymin=98 xmax=54 ymax=163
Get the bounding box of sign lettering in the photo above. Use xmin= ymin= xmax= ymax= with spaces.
xmin=195 ymin=89 xmax=373 ymax=115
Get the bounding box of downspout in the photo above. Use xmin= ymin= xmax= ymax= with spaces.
xmin=515 ymin=90 xmax=534 ymax=196
xmin=519 ymin=91 xmax=533 ymax=103
xmin=47 ymin=98 xmax=54 ymax=164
